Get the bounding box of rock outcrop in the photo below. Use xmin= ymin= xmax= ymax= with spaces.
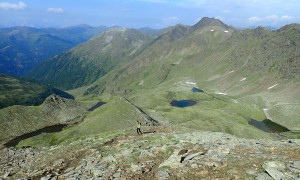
xmin=0 ymin=127 xmax=300 ymax=179
xmin=0 ymin=95 xmax=87 ymax=144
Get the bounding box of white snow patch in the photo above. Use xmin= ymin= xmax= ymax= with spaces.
xmin=210 ymin=29 xmax=215 ymax=32
xmin=240 ymin=78 xmax=246 ymax=81
xmin=224 ymin=30 xmax=229 ymax=33
xmin=263 ymin=108 xmax=268 ymax=111
xmin=139 ymin=80 xmax=144 ymax=85
xmin=268 ymin=83 xmax=278 ymax=90
xmin=229 ymin=70 xmax=235 ymax=73
xmin=186 ymin=81 xmax=196 ymax=85
xmin=215 ymin=92 xmax=227 ymax=95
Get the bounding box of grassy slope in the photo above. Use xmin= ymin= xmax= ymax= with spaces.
xmin=18 ymin=95 xmax=154 ymax=147
xmin=130 ymin=89 xmax=271 ymax=139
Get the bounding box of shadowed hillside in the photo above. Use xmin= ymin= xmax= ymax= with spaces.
xmin=0 ymin=74 xmax=73 ymax=109
xmin=28 ymin=28 xmax=150 ymax=90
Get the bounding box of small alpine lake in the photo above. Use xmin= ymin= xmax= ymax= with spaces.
xmin=191 ymin=87 xmax=204 ymax=93
xmin=248 ymin=119 xmax=289 ymax=133
xmin=170 ymin=100 xmax=197 ymax=108
xmin=87 ymin=102 xmax=106 ymax=111
xmin=4 ymin=124 xmax=67 ymax=147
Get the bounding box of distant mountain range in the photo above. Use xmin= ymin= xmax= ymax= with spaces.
xmin=0 ymin=25 xmax=108 ymax=76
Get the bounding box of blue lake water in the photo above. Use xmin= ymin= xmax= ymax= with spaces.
xmin=170 ymin=100 xmax=197 ymax=108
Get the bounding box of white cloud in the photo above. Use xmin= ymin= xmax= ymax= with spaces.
xmin=282 ymin=15 xmax=294 ymax=20
xmin=248 ymin=16 xmax=261 ymax=22
xmin=47 ymin=8 xmax=64 ymax=14
xmin=0 ymin=1 xmax=26 ymax=10
xmin=248 ymin=15 xmax=297 ymax=24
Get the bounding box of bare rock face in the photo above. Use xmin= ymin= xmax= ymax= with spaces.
xmin=262 ymin=161 xmax=287 ymax=180
xmin=41 ymin=94 xmax=87 ymax=124
xmin=42 ymin=95 xmax=80 ymax=109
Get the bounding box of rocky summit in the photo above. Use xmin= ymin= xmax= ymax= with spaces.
xmin=1 ymin=126 xmax=300 ymax=179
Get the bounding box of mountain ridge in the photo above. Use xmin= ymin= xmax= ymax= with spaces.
xmin=27 ymin=28 xmax=150 ymax=90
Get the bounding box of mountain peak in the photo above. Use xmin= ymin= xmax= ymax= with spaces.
xmin=155 ymin=23 xmax=191 ymax=43
xmin=277 ymin=23 xmax=300 ymax=32
xmin=102 ymin=27 xmax=136 ymax=36
xmin=193 ymin=17 xmax=229 ymax=29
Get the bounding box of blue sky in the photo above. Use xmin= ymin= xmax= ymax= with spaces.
xmin=0 ymin=0 xmax=299 ymax=28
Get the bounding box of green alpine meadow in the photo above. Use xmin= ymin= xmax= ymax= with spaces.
xmin=0 ymin=16 xmax=300 ymax=179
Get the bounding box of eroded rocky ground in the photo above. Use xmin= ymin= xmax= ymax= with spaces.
xmin=1 ymin=126 xmax=300 ymax=179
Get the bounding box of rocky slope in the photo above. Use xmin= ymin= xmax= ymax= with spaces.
xmin=1 ymin=127 xmax=300 ymax=179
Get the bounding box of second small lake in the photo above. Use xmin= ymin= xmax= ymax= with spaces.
xmin=87 ymin=102 xmax=106 ymax=111
xmin=191 ymin=87 xmax=204 ymax=93
xmin=4 ymin=124 xmax=67 ymax=147
xmin=248 ymin=119 xmax=289 ymax=133
xmin=170 ymin=100 xmax=197 ymax=108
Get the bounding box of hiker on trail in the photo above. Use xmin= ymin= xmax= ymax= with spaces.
xmin=136 ymin=121 xmax=142 ymax=135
